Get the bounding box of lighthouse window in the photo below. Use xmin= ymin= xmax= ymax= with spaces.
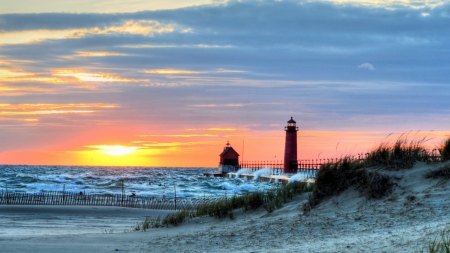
xmin=224 ymin=159 xmax=238 ymax=165
xmin=288 ymin=123 xmax=295 ymax=127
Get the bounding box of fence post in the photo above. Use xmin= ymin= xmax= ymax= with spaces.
xmin=174 ymin=183 xmax=177 ymax=211
xmin=6 ymin=184 xmax=9 ymax=205
xmin=121 ymin=180 xmax=124 ymax=206
xmin=62 ymin=184 xmax=65 ymax=204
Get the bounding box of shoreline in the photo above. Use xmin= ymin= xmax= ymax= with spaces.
xmin=1 ymin=162 xmax=450 ymax=252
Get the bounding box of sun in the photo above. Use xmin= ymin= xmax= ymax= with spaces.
xmin=89 ymin=145 xmax=139 ymax=156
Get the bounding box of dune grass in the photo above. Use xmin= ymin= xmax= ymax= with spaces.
xmin=134 ymin=181 xmax=314 ymax=229
xmin=305 ymin=136 xmax=450 ymax=211
xmin=304 ymin=157 xmax=394 ymax=211
xmin=438 ymin=138 xmax=450 ymax=162
xmin=365 ymin=138 xmax=427 ymax=169
xmin=304 ymin=157 xmax=364 ymax=211
xmin=425 ymin=234 xmax=450 ymax=253
xmin=305 ymin=137 xmax=429 ymax=211
xmin=425 ymin=163 xmax=450 ymax=180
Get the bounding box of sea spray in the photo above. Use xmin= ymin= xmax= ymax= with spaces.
xmin=235 ymin=168 xmax=252 ymax=179
xmin=288 ymin=173 xmax=307 ymax=183
xmin=253 ymin=168 xmax=273 ymax=180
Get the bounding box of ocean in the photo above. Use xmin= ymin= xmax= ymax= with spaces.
xmin=0 ymin=165 xmax=281 ymax=199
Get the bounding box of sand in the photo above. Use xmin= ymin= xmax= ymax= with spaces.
xmin=1 ymin=161 xmax=450 ymax=253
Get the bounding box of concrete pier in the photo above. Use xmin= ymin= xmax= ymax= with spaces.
xmin=203 ymin=172 xmax=292 ymax=185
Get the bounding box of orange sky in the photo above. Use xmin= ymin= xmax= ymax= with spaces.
xmin=1 ymin=118 xmax=448 ymax=167
xmin=1 ymin=0 xmax=450 ymax=167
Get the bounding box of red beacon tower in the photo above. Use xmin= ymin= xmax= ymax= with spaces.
xmin=283 ymin=117 xmax=298 ymax=173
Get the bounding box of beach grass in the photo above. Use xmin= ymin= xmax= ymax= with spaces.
xmin=305 ymin=137 xmax=432 ymax=211
xmin=438 ymin=138 xmax=450 ymax=162
xmin=426 ymin=234 xmax=450 ymax=253
xmin=304 ymin=157 xmax=394 ymax=211
xmin=135 ymin=181 xmax=314 ymax=229
xmin=365 ymin=137 xmax=427 ymax=169
xmin=425 ymin=163 xmax=450 ymax=180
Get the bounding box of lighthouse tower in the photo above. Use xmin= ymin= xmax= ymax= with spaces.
xmin=218 ymin=141 xmax=240 ymax=173
xmin=283 ymin=117 xmax=298 ymax=173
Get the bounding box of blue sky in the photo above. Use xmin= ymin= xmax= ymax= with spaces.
xmin=0 ymin=0 xmax=449 ymax=166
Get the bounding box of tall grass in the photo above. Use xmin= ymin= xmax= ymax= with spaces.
xmin=365 ymin=138 xmax=427 ymax=169
xmin=438 ymin=138 xmax=450 ymax=162
xmin=194 ymin=181 xmax=314 ymax=220
xmin=425 ymin=163 xmax=450 ymax=180
xmin=135 ymin=181 xmax=314 ymax=229
xmin=305 ymin=136 xmax=450 ymax=211
xmin=305 ymin=155 xmax=395 ymax=211
xmin=426 ymin=234 xmax=450 ymax=253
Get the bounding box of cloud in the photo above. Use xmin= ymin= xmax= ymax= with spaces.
xmin=0 ymin=69 xmax=30 ymax=79
xmin=189 ymin=104 xmax=217 ymax=107
xmin=144 ymin=69 xmax=201 ymax=74
xmin=0 ymin=0 xmax=450 ymax=144
xmin=217 ymin=69 xmax=246 ymax=73
xmin=0 ymin=0 xmax=227 ymax=15
xmin=0 ymin=20 xmax=180 ymax=45
xmin=0 ymin=103 xmax=118 ymax=116
xmin=140 ymin=134 xmax=218 ymax=138
xmin=53 ymin=69 xmax=150 ymax=83
xmin=358 ymin=62 xmax=375 ymax=70
xmin=0 ymin=68 xmax=66 ymax=84
xmin=206 ymin=128 xmax=236 ymax=131
xmin=75 ymin=51 xmax=128 ymax=57
xmin=0 ymin=84 xmax=53 ymax=96
xmin=0 ymin=117 xmax=39 ymax=122
xmin=315 ymin=0 xmax=449 ymax=9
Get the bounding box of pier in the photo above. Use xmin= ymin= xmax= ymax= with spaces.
xmin=205 ymin=154 xmax=368 ymax=184
xmin=207 ymin=152 xmax=443 ymax=184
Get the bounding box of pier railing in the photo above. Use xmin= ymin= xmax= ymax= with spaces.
xmin=238 ymin=152 xmax=443 ymax=173
xmin=238 ymin=157 xmax=356 ymax=174
xmin=238 ymin=161 xmax=283 ymax=174
xmin=0 ymin=190 xmax=215 ymax=210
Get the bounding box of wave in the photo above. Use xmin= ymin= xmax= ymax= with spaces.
xmin=1 ymin=166 xmax=274 ymax=198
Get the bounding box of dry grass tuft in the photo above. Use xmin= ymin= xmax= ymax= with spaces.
xmin=304 ymin=157 xmax=394 ymax=212
xmin=425 ymin=163 xmax=450 ymax=180
xmin=438 ymin=138 xmax=450 ymax=162
xmin=365 ymin=138 xmax=427 ymax=170
xmin=356 ymin=171 xmax=394 ymax=199
xmin=426 ymin=234 xmax=450 ymax=253
xmin=135 ymin=181 xmax=314 ymax=229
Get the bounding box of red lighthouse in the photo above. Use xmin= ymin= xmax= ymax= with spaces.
xmin=283 ymin=117 xmax=298 ymax=173
xmin=218 ymin=141 xmax=240 ymax=173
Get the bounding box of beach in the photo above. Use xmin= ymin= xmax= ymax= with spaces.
xmin=1 ymin=161 xmax=450 ymax=252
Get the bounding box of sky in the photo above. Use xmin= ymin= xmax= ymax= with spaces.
xmin=1 ymin=0 xmax=449 ymax=167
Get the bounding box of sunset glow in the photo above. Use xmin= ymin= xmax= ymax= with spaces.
xmin=1 ymin=0 xmax=449 ymax=167
xmin=53 ymin=70 xmax=149 ymax=83
xmin=86 ymin=145 xmax=140 ymax=156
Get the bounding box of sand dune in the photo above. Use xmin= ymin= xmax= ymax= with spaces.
xmin=1 ymin=161 xmax=450 ymax=252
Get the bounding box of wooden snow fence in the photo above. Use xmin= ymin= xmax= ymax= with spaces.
xmin=0 ymin=191 xmax=213 ymax=210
